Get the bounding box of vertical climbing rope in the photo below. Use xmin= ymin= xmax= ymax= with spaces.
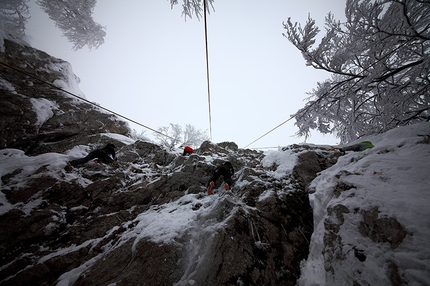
xmin=203 ymin=0 xmax=213 ymax=141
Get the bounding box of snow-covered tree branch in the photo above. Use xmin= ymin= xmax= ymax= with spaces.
xmin=0 ymin=0 xmax=215 ymax=52
xmin=36 ymin=0 xmax=105 ymax=50
xmin=284 ymin=0 xmax=430 ymax=143
xmin=169 ymin=0 xmax=215 ymax=20
xmin=154 ymin=123 xmax=209 ymax=150
xmin=0 ymin=0 xmax=30 ymax=51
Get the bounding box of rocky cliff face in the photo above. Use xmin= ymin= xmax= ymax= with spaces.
xmin=0 ymin=39 xmax=129 ymax=155
xmin=0 ymin=39 xmax=340 ymax=286
xmin=1 ymin=39 xmax=429 ymax=286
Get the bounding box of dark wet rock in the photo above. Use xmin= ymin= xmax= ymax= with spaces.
xmin=0 ymin=39 xmax=332 ymax=286
xmin=359 ymin=207 xmax=408 ymax=249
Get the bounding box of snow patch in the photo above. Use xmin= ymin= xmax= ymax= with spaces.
xmin=56 ymin=253 xmax=104 ymax=286
xmin=261 ymin=149 xmax=298 ymax=179
xmin=49 ymin=62 xmax=86 ymax=98
xmin=0 ymin=78 xmax=16 ymax=93
xmin=258 ymin=189 xmax=275 ymax=202
xmin=127 ymin=193 xmax=221 ymax=246
xmin=101 ymin=133 xmax=136 ymax=145
xmin=0 ymin=148 xmax=91 ymax=215
xmin=29 ymin=98 xmax=58 ymax=127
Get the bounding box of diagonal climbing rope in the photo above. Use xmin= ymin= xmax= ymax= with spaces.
xmin=0 ymin=61 xmax=177 ymax=141
xmin=243 ymin=116 xmax=296 ymax=149
xmin=203 ymin=0 xmax=213 ymax=141
xmin=243 ymin=37 xmax=417 ymax=149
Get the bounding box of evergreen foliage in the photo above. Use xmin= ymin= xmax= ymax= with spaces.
xmin=0 ymin=0 xmax=30 ymax=51
xmin=0 ymin=0 xmax=212 ymax=51
xmin=284 ymin=0 xmax=430 ymax=143
xmin=36 ymin=0 xmax=105 ymax=50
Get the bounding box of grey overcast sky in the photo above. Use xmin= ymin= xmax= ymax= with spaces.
xmin=26 ymin=0 xmax=347 ymax=149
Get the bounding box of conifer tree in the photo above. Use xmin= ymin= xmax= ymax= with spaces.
xmin=284 ymin=0 xmax=430 ymax=143
xmin=0 ymin=0 xmax=29 ymax=51
xmin=36 ymin=0 xmax=105 ymax=50
xmin=0 ymin=0 xmax=213 ymax=51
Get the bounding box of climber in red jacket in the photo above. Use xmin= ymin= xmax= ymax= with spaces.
xmin=183 ymin=146 xmax=194 ymax=156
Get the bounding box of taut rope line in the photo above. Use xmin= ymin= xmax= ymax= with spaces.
xmin=203 ymin=0 xmax=213 ymax=141
xmin=0 ymin=61 xmax=177 ymax=141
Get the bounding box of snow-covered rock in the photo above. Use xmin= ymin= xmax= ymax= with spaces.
xmin=0 ymin=39 xmax=129 ymax=154
xmin=298 ymin=122 xmax=430 ymax=286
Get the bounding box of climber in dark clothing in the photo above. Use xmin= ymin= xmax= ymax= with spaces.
xmin=68 ymin=143 xmax=116 ymax=167
xmin=207 ymin=161 xmax=234 ymax=195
